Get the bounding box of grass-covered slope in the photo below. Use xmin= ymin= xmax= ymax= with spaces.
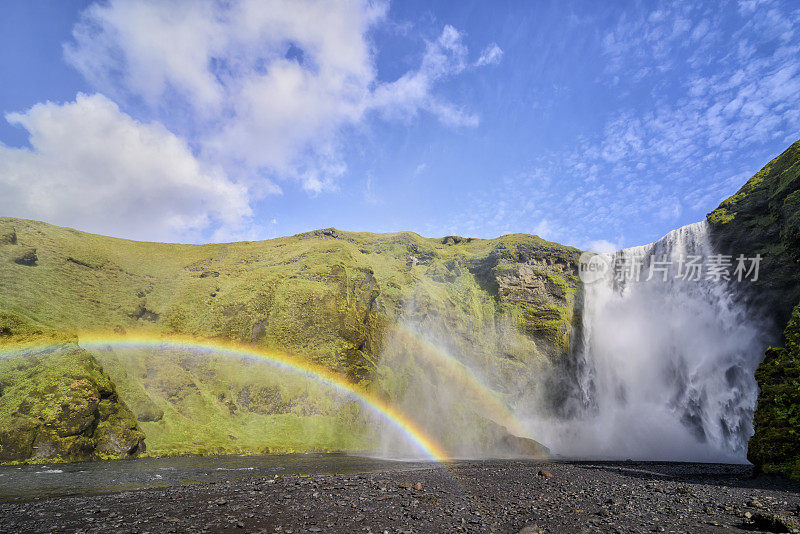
xmin=91 ymin=346 xmax=372 ymax=457
xmin=0 ymin=219 xmax=581 ymax=459
xmin=748 ymin=302 xmax=800 ymax=480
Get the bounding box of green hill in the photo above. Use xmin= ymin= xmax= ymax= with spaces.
xmin=0 ymin=220 xmax=581 ymax=461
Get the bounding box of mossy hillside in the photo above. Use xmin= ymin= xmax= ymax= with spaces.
xmin=91 ymin=346 xmax=372 ymax=457
xmin=707 ymin=138 xmax=800 ymax=327
xmin=0 ymin=219 xmax=581 ymax=370
xmin=0 ymin=219 xmax=581 ymax=458
xmin=748 ymin=302 xmax=800 ymax=480
xmin=0 ymin=314 xmax=144 ymax=463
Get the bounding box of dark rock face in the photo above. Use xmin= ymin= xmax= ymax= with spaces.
xmin=0 ymin=343 xmax=145 ymax=463
xmin=707 ymin=139 xmax=800 ymax=329
xmin=748 ymin=303 xmax=800 ymax=480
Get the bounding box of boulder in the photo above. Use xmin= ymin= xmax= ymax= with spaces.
xmin=0 ymin=340 xmax=145 ymax=463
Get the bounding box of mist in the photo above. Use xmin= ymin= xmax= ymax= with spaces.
xmin=370 ymin=299 xmax=548 ymax=460
xmin=528 ymin=221 xmax=774 ymax=462
xmin=370 ymin=222 xmax=775 ymax=462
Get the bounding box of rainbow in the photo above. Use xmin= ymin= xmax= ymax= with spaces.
xmin=393 ymin=325 xmax=532 ymax=439
xmin=0 ymin=333 xmax=449 ymax=463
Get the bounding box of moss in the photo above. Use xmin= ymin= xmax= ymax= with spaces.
xmin=708 ymin=139 xmax=800 ymax=478
xmin=90 ymin=347 xmax=372 ymax=457
xmin=65 ymin=250 xmax=108 ymax=269
xmin=0 ymin=343 xmax=145 ymax=463
xmin=706 ymin=208 xmax=734 ymax=225
xmin=748 ymin=302 xmax=800 ymax=480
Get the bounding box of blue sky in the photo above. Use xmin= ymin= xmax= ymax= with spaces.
xmin=1 ymin=0 xmax=798 ymax=248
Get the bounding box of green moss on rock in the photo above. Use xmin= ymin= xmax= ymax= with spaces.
xmin=707 ymin=139 xmax=800 ymax=479
xmin=0 ymin=323 xmax=145 ymax=463
xmin=748 ymin=302 xmax=800 ymax=480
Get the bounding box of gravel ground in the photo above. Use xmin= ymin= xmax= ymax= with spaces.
xmin=1 ymin=460 xmax=799 ymax=533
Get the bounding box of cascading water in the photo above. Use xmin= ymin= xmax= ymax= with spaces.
xmin=528 ymin=221 xmax=774 ymax=462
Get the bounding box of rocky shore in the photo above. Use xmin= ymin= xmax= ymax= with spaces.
xmin=1 ymin=460 xmax=799 ymax=533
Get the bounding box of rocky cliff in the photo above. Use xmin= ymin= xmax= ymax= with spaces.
xmin=0 ymin=313 xmax=144 ymax=463
xmin=707 ymin=139 xmax=800 ymax=328
xmin=708 ymin=139 xmax=800 ymax=480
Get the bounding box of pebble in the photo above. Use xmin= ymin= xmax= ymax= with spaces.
xmin=0 ymin=461 xmax=797 ymax=533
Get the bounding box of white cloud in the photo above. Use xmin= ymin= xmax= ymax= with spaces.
xmin=64 ymin=1 xmax=491 ymax=195
xmin=370 ymin=25 xmax=479 ymax=127
xmin=0 ymin=94 xmax=250 ymax=242
xmin=475 ymin=43 xmax=503 ymax=67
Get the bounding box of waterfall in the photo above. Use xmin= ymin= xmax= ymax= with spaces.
xmin=528 ymin=221 xmax=774 ymax=462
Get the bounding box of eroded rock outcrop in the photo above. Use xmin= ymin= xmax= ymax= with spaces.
xmin=0 ymin=314 xmax=145 ymax=463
